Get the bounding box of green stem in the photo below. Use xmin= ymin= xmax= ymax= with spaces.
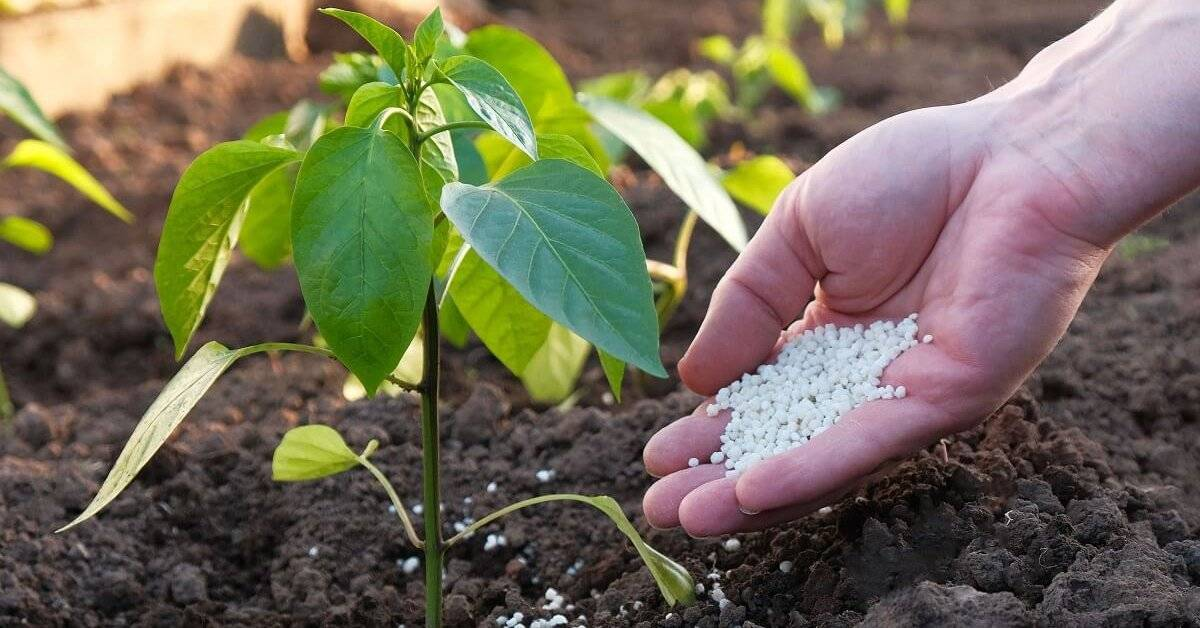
xmin=418 ymin=282 xmax=443 ymax=628
xmin=416 ymin=121 xmax=492 ymax=145
xmin=444 ymin=493 xmax=589 ymax=547
xmin=650 ymin=211 xmax=698 ymax=330
xmin=0 ymin=359 xmax=13 ymax=421
xmin=359 ymin=455 xmax=424 ymax=548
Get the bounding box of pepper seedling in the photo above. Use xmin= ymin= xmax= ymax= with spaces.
xmin=0 ymin=67 xmax=131 ymax=418
xmin=57 ymin=8 xmax=696 ymax=625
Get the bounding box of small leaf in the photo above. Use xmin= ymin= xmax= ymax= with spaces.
xmin=319 ymin=52 xmax=388 ymax=102
xmin=721 ymin=155 xmax=796 ymax=215
xmin=765 ymin=43 xmax=835 ymax=114
xmin=284 ymin=100 xmax=330 ymax=152
xmin=319 ymin=9 xmax=411 ymax=80
xmin=463 ymin=493 xmax=696 ymax=606
xmin=56 ymin=342 xmax=297 ymax=531
xmin=761 ymin=0 xmax=797 ymax=42
xmin=440 ymin=56 xmax=537 ymax=160
xmin=520 ymin=322 xmax=589 ymax=404
xmin=0 ymin=216 xmax=52 ymax=254
xmin=243 ymin=111 xmax=289 ymax=142
xmin=585 ymin=495 xmax=697 ymax=606
xmin=0 ymin=67 xmax=66 ymax=149
xmin=239 ymin=163 xmax=297 ymax=270
xmin=272 ymin=425 xmax=363 ymax=481
xmin=291 ymin=126 xmax=433 ymax=394
xmin=156 ymin=141 xmax=299 ymax=357
xmin=441 ymin=159 xmax=664 ymax=377
xmin=598 ymin=350 xmax=625 ymax=402
xmin=413 ymin=7 xmax=444 ymax=61
xmin=0 ymin=282 xmax=36 ymax=328
xmin=2 ymin=140 xmax=132 ymax=223
xmin=414 ymin=88 xmax=459 ymax=188
xmin=344 ymin=82 xmax=402 ymax=128
xmin=697 ymin=35 xmax=736 ymax=65
xmin=579 ymin=95 xmax=748 ymax=251
xmin=450 ymin=249 xmax=551 ymax=375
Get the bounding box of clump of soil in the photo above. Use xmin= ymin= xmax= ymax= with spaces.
xmin=4 ymin=0 xmax=1198 ymax=626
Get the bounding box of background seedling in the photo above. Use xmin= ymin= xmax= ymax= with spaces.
xmin=58 ymin=8 xmax=696 ymax=625
xmin=0 ymin=67 xmax=130 ymax=419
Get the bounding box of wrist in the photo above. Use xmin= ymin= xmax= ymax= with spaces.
xmin=974 ymin=0 xmax=1200 ymax=248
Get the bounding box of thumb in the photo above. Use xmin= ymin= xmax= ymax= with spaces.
xmin=678 ymin=181 xmax=824 ymax=395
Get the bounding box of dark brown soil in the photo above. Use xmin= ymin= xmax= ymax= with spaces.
xmin=5 ymin=0 xmax=1200 ymax=626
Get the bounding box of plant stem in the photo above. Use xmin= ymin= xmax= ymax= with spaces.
xmin=418 ymin=282 xmax=443 ymax=628
xmin=0 ymin=359 xmax=13 ymax=421
xmin=416 ymin=120 xmax=492 ymax=144
xmin=359 ymin=456 xmax=424 ymax=548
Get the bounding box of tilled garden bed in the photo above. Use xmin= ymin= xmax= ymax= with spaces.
xmin=5 ymin=0 xmax=1199 ymax=625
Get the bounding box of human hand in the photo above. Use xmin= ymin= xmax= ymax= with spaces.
xmin=641 ymin=101 xmax=1112 ymax=536
xmin=642 ymin=0 xmax=1200 ymax=536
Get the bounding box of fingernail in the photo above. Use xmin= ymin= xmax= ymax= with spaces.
xmin=739 ymin=507 xmax=760 ymax=515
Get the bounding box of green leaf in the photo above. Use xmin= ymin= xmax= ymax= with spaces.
xmin=319 ymin=52 xmax=389 ymax=102
xmin=697 ymin=35 xmax=737 ymax=65
xmin=414 ymin=87 xmax=458 ymax=187
xmin=291 ymin=126 xmax=433 ymax=395
xmin=239 ymin=163 xmax=297 ymax=270
xmin=463 ymin=26 xmax=574 ymax=116
xmin=284 ymin=100 xmax=330 ymax=152
xmin=0 ymin=216 xmax=52 ymax=254
xmin=598 ymin=350 xmax=625 ymax=402
xmin=0 ymin=282 xmax=36 ymax=328
xmin=765 ymin=43 xmax=835 ymax=114
xmin=56 ymin=342 xmax=329 ymax=531
xmin=762 ymin=0 xmax=797 ymax=42
xmin=884 ymin=0 xmax=912 ymax=25
xmin=450 ymin=249 xmax=551 ymax=375
xmin=0 ymin=67 xmax=66 ymax=149
xmin=457 ymin=493 xmax=696 ymax=606
xmin=441 ymin=159 xmax=664 ymax=377
xmin=413 ymin=7 xmax=444 ymax=61
xmin=343 ymin=334 xmax=423 ymax=400
xmin=155 ymin=141 xmax=299 ymax=357
xmin=344 ymin=82 xmax=402 ymax=128
xmin=579 ymin=95 xmax=747 ymax=251
xmin=440 ymin=56 xmax=537 ymax=160
xmin=439 ymin=294 xmax=470 ymax=348
xmin=2 ymin=140 xmax=132 ymax=223
xmin=520 ymin=322 xmax=589 ymax=404
xmin=243 ymin=111 xmax=289 ymax=142
xmin=319 ymin=9 xmax=411 ymax=79
xmin=272 ymin=424 xmax=363 ymax=481
xmin=642 ymin=99 xmax=706 ymax=150
xmin=490 ymin=132 xmax=602 ymax=180
xmin=580 ymin=71 xmax=651 ymax=102
xmin=721 ymin=155 xmax=796 ymax=215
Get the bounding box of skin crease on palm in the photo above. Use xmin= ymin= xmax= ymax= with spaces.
xmin=642 ymin=0 xmax=1200 ymax=538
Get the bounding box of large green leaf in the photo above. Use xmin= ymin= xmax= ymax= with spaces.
xmin=291 ymin=126 xmax=433 ymax=394
xmin=578 ymin=95 xmax=747 ymax=251
xmin=2 ymin=140 xmax=131 ymax=222
xmin=0 ymin=215 xmax=52 ymax=254
xmin=489 ymin=132 xmax=602 ymax=180
xmin=319 ymin=9 xmax=411 ymax=79
xmin=463 ymin=26 xmax=573 ymax=116
xmin=722 ymin=155 xmax=795 ymax=215
xmin=0 ymin=282 xmax=36 ymax=328
xmin=155 ymin=141 xmax=299 ymax=357
xmin=239 ymin=163 xmax=297 ymax=270
xmin=57 ymin=342 xmax=331 ymax=531
xmin=520 ymin=322 xmax=589 ymax=404
xmin=440 ymin=56 xmax=537 ymax=160
xmin=272 ymin=424 xmax=363 ymax=481
xmin=441 ymin=159 xmax=664 ymax=377
xmin=0 ymin=67 xmax=66 ymax=149
xmin=450 ymin=249 xmax=551 ymax=375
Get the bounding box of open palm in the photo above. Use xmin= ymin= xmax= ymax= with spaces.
xmin=642 ymin=104 xmax=1110 ymax=536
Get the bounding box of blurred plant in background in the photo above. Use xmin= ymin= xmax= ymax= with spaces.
xmin=0 ymin=67 xmax=129 ymax=418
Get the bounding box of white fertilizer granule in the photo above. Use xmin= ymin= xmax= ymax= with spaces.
xmin=707 ymin=314 xmax=923 ymax=476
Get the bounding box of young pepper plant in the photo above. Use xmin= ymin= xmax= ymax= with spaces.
xmin=0 ymin=67 xmax=131 ymax=418
xmin=57 ymin=8 xmax=695 ymax=625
